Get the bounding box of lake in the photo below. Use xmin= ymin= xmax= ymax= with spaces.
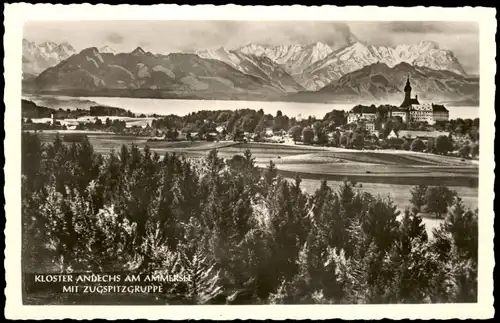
xmin=23 ymin=93 xmax=480 ymax=120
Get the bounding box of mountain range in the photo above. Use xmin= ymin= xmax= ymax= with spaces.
xmin=195 ymin=47 xmax=304 ymax=92
xmin=299 ymin=41 xmax=468 ymax=90
xmin=29 ymin=46 xmax=295 ymax=100
xmin=287 ymin=62 xmax=478 ymax=105
xmin=23 ymin=39 xmax=76 ymax=76
xmin=237 ymin=42 xmax=334 ymax=77
xmin=22 ymin=38 xmax=479 ymax=105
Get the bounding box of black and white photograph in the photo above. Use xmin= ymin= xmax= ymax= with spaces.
xmin=4 ymin=4 xmax=495 ymax=320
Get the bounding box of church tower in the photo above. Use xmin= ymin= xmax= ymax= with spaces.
xmin=400 ymin=75 xmax=419 ymax=108
xmin=404 ymin=75 xmax=411 ymax=102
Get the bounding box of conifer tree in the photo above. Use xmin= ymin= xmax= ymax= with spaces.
xmin=359 ymin=197 xmax=400 ymax=253
xmin=178 ymin=245 xmax=224 ymax=304
xmin=267 ymin=178 xmax=299 ymax=283
xmin=430 ymin=197 xmax=478 ymax=302
xmin=410 ymin=184 xmax=428 ymax=213
xmin=262 ymin=160 xmax=278 ymax=196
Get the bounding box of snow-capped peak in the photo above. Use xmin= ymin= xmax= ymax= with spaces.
xmin=54 ymin=42 xmax=76 ymax=55
xmin=131 ymin=47 xmax=146 ymax=55
xmin=215 ymin=46 xmax=231 ymax=54
xmin=99 ymin=45 xmax=116 ymax=54
xmin=23 ymin=39 xmax=78 ymax=75
xmin=196 ymin=47 xmax=243 ymax=69
xmin=233 ymin=42 xmax=334 ymax=76
xmin=39 ymin=41 xmax=58 ymax=52
xmin=306 ymin=41 xmax=331 ymax=51
xmin=301 ymin=39 xmax=468 ymax=91
xmin=238 ymin=43 xmax=268 ymax=56
xmin=196 ymin=48 xmax=226 ymax=60
xmin=417 ymin=40 xmax=440 ymax=50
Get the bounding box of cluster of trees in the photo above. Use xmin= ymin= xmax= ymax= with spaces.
xmin=152 ymin=109 xmax=269 ymax=136
xmin=148 ymin=109 xmax=347 ymax=141
xmin=426 ymin=135 xmax=479 ymax=158
xmin=67 ymin=117 xmax=130 ymax=133
xmin=410 ymin=185 xmax=458 ymax=218
xmin=434 ymin=118 xmax=480 ymax=141
xmin=22 ymin=99 xmax=60 ymax=119
xmin=22 ymin=132 xmax=477 ymax=304
xmin=89 ymin=106 xmax=134 ymax=117
xmin=22 ymin=99 xmax=135 ymax=119
xmin=22 ymin=118 xmax=66 ymax=131
xmin=414 ymin=119 xmax=480 ymax=158
xmin=388 ymin=135 xmax=454 ymax=154
xmin=364 ymin=134 xmax=478 ymax=159
xmin=287 ymin=125 xmax=362 ymax=148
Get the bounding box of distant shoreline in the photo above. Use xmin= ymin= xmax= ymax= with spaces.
xmin=21 ymin=90 xmax=480 ymax=108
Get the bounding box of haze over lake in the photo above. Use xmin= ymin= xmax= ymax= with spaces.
xmin=23 ymin=94 xmax=480 ymax=120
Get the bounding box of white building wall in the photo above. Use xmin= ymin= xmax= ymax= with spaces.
xmin=410 ymin=105 xmax=433 ymax=123
xmin=392 ymin=111 xmax=408 ymax=123
xmin=347 ymin=113 xmax=376 ymax=124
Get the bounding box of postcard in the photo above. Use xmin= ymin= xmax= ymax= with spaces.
xmin=3 ymin=4 xmax=496 ymax=320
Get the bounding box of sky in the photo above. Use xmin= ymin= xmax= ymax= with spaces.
xmin=24 ymin=21 xmax=479 ymax=74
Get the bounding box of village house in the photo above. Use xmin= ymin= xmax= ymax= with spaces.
xmin=365 ymin=122 xmax=376 ymax=132
xmin=389 ymin=107 xmax=410 ymax=123
xmin=347 ymin=105 xmax=377 ymax=124
xmin=283 ymin=135 xmax=295 ymax=144
xmin=387 ymin=129 xmax=398 ymax=139
xmin=372 ymin=130 xmax=381 ymax=138
xmin=269 ymin=135 xmax=285 ymax=143
xmin=176 ymin=131 xmax=188 ymax=140
xmin=264 ymin=128 xmax=274 ymax=137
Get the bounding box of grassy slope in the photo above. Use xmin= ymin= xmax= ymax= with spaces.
xmin=34 ymin=132 xmax=478 ymax=186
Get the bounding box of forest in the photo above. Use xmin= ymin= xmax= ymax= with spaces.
xmin=22 ymin=132 xmax=478 ymax=304
xmin=22 ymin=99 xmax=135 ymax=119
